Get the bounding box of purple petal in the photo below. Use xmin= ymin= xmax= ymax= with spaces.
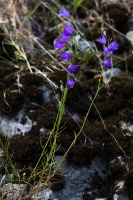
xmin=102 ymin=59 xmax=111 ymax=68
xmin=59 ymin=7 xmax=70 ymax=18
xmin=103 ymin=46 xmax=113 ymax=56
xmin=66 ymin=78 xmax=75 ymax=88
xmin=61 ymin=52 xmax=72 ymax=62
xmin=108 ymin=41 xmax=118 ymax=52
xmin=60 ymin=32 xmax=71 ymax=41
xmin=54 ymin=39 xmax=66 ymax=50
xmin=66 ymin=65 xmax=80 ymax=73
xmin=64 ymin=24 xmax=74 ymax=35
xmin=96 ymin=34 xmax=106 ymax=45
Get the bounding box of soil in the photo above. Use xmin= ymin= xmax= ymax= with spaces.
xmin=0 ymin=0 xmax=133 ymax=199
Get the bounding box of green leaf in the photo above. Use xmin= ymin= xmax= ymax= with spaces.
xmin=74 ymin=0 xmax=84 ymax=10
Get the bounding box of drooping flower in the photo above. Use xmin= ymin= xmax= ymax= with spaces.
xmin=54 ymin=39 xmax=66 ymax=50
xmin=60 ymin=32 xmax=71 ymax=41
xmin=66 ymin=78 xmax=75 ymax=88
xmin=103 ymin=46 xmax=113 ymax=56
xmin=59 ymin=7 xmax=70 ymax=18
xmin=108 ymin=41 xmax=118 ymax=52
xmin=61 ymin=52 xmax=72 ymax=62
xmin=103 ymin=41 xmax=118 ymax=56
xmin=66 ymin=65 xmax=80 ymax=73
xmin=102 ymin=59 xmax=111 ymax=68
xmin=96 ymin=34 xmax=107 ymax=45
xmin=64 ymin=24 xmax=74 ymax=35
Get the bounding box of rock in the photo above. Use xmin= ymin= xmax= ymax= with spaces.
xmin=126 ymin=31 xmax=133 ymax=46
xmin=2 ymin=183 xmax=27 ymax=200
xmin=29 ymin=185 xmax=52 ymax=200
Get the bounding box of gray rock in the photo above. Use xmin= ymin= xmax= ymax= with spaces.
xmin=2 ymin=183 xmax=27 ymax=200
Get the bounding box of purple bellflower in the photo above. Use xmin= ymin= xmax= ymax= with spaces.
xmin=103 ymin=46 xmax=113 ymax=56
xmin=102 ymin=59 xmax=111 ymax=68
xmin=59 ymin=7 xmax=70 ymax=18
xmin=103 ymin=41 xmax=118 ymax=56
xmin=60 ymin=32 xmax=71 ymax=41
xmin=64 ymin=24 xmax=74 ymax=35
xmin=96 ymin=34 xmax=106 ymax=45
xmin=108 ymin=41 xmax=118 ymax=52
xmin=67 ymin=65 xmax=80 ymax=73
xmin=61 ymin=52 xmax=72 ymax=62
xmin=54 ymin=39 xmax=66 ymax=50
xmin=96 ymin=33 xmax=119 ymax=69
xmin=66 ymin=78 xmax=75 ymax=88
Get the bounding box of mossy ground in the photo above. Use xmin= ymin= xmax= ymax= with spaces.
xmin=1 ymin=61 xmax=133 ymax=198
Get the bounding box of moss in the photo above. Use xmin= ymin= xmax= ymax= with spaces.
xmin=63 ymin=117 xmax=81 ymax=131
xmin=68 ymin=142 xmax=100 ymax=165
xmin=110 ymin=76 xmax=133 ymax=98
xmin=49 ymin=70 xmax=67 ymax=87
xmin=108 ymin=8 xmax=129 ymax=30
xmin=90 ymin=173 xmax=113 ymax=200
xmin=49 ymin=172 xmax=65 ymax=191
xmin=109 ymin=163 xmax=127 ymax=181
xmin=9 ymin=127 xmax=48 ymax=166
xmin=57 ymin=132 xmax=75 ymax=150
xmin=67 ymin=119 xmax=131 ymax=165
xmin=0 ymin=89 xmax=24 ymax=113
xmin=57 ymin=116 xmax=81 ymax=150
xmin=92 ymin=76 xmax=133 ymax=118
xmin=124 ymin=170 xmax=133 ymax=199
xmin=25 ymin=85 xmax=44 ymax=104
xmin=94 ymin=98 xmax=125 ymax=118
xmin=27 ymin=102 xmax=58 ymax=129
xmin=20 ymin=73 xmax=44 ymax=87
xmin=100 ymin=2 xmax=131 ymax=31
xmin=66 ymin=84 xmax=91 ymax=115
xmin=117 ymin=108 xmax=133 ymax=124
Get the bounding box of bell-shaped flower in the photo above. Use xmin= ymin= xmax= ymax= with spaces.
xmin=108 ymin=41 xmax=118 ymax=52
xmin=61 ymin=52 xmax=72 ymax=62
xmin=59 ymin=7 xmax=70 ymax=17
xmin=64 ymin=24 xmax=74 ymax=35
xmin=54 ymin=39 xmax=66 ymax=50
xmin=96 ymin=34 xmax=107 ymax=45
xmin=102 ymin=59 xmax=111 ymax=68
xmin=60 ymin=32 xmax=71 ymax=41
xmin=103 ymin=46 xmax=113 ymax=56
xmin=66 ymin=78 xmax=75 ymax=88
xmin=66 ymin=65 xmax=80 ymax=73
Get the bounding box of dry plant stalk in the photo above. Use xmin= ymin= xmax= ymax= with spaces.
xmin=0 ymin=0 xmax=34 ymax=57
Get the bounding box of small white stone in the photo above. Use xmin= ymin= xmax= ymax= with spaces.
xmin=126 ymin=31 xmax=133 ymax=46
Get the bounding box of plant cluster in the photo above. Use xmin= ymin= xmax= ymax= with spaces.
xmin=54 ymin=7 xmax=119 ymax=88
xmin=54 ymin=7 xmax=80 ymax=88
xmin=96 ymin=33 xmax=118 ymax=68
